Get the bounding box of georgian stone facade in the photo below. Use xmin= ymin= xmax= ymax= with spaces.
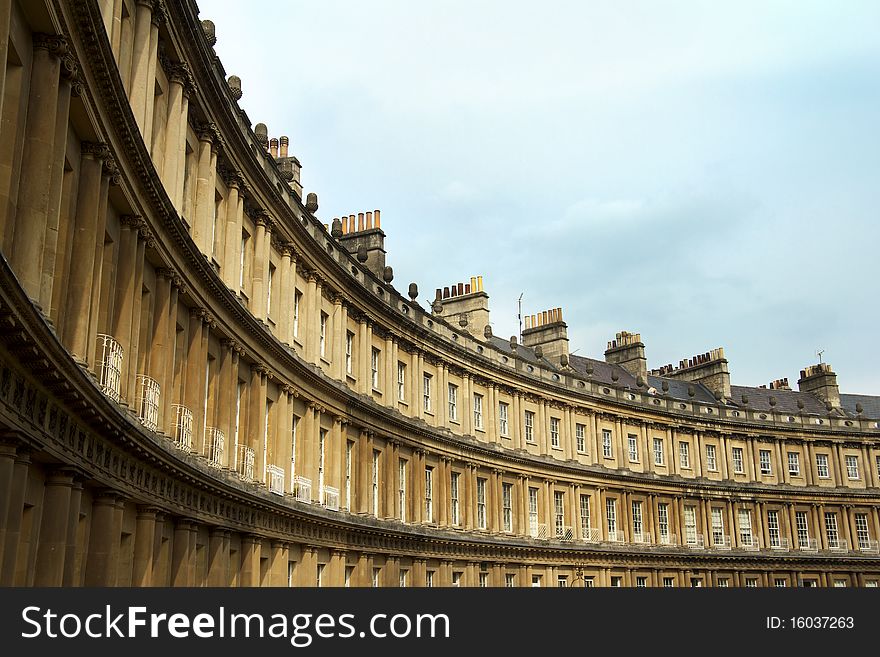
xmin=0 ymin=0 xmax=878 ymax=588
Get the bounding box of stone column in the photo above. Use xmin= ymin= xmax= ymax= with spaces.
xmin=384 ymin=439 xmax=396 ymax=519
xmin=462 ymin=374 xmax=472 ymax=434
xmin=128 ymin=0 xmax=153 ymax=133
xmin=163 ymin=64 xmax=191 ymax=210
xmin=278 ymin=244 xmax=292 ymax=341
xmin=412 ymin=350 xmax=423 ymax=419
xmin=384 ymin=334 xmax=395 ymax=407
xmin=11 ymin=33 xmax=66 ymax=300
xmin=61 ymin=142 xmax=107 ymax=361
xmin=108 ymin=215 xmax=140 ymax=403
xmin=34 ymin=470 xmax=76 ymax=585
xmin=487 ymin=384 xmax=498 ymax=443
xmin=84 ymin=490 xmax=121 ymax=586
xmin=358 ymin=318 xmax=370 ymax=394
xmin=131 ymin=506 xmax=160 ymax=586
xmin=62 ymin=479 xmax=83 ymax=586
xmin=239 ymin=534 xmax=260 ymax=587
xmin=0 ymin=441 xmax=18 ymax=574
xmin=220 ymin=172 xmax=242 ymax=288
xmin=170 ymin=519 xmax=193 ymax=586
xmin=537 ymin=399 xmax=547 ymax=453
xmin=40 ymin=53 xmax=76 ymax=316
xmin=313 ymin=277 xmax=324 ymax=363
xmin=206 ymin=528 xmax=226 ymax=586
xmin=192 ymin=123 xmax=218 ymax=256
xmin=250 ymin=213 xmax=268 ymax=318
xmin=270 ymin=541 xmax=289 ymax=586
xmin=357 ymin=430 xmax=371 ymax=514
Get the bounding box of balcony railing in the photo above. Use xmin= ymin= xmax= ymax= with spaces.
xmin=606 ymin=530 xmax=625 ymax=543
xmin=632 ymin=532 xmax=653 ymax=546
xmin=685 ymin=534 xmax=705 ymax=549
xmin=769 ymin=537 xmax=791 ymax=551
xmin=267 ymin=464 xmax=285 ymax=495
xmin=203 ymin=427 xmax=224 ymax=468
xmin=657 ymin=533 xmax=678 ymax=547
xmin=796 ymin=537 xmax=819 ymax=552
xmin=531 ymin=524 xmax=548 ymax=539
xmin=135 ymin=375 xmax=160 ymax=430
xmin=170 ymin=404 xmax=193 ymax=450
xmin=740 ymin=535 xmax=760 ymax=551
xmin=237 ymin=445 xmax=255 ymax=482
xmin=96 ymin=334 xmax=123 ymax=402
xmin=827 ymin=538 xmax=849 ymax=552
xmin=323 ymin=486 xmax=340 ymax=511
xmin=582 ymin=527 xmax=602 ymax=542
xmin=712 ymin=535 xmax=732 ymax=550
xmin=555 ymin=526 xmax=574 ymax=542
xmin=294 ymin=476 xmax=312 ymax=503
xmin=858 ymin=539 xmax=880 ymax=554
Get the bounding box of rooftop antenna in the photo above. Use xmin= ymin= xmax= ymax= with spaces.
xmin=517 ymin=293 xmax=523 ymax=343
xmin=816 ymin=348 xmax=825 ymax=364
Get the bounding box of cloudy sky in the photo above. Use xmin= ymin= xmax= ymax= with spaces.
xmin=201 ymin=0 xmax=880 ymax=394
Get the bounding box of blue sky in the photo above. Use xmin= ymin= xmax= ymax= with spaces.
xmin=201 ymin=0 xmax=880 ymax=394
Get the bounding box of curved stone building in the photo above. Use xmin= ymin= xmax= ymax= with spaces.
xmin=0 ymin=0 xmax=878 ymax=588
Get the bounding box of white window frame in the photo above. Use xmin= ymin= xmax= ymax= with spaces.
xmin=319 ymin=311 xmax=327 ymax=358
xmin=524 ymin=411 xmax=535 ymax=443
xmin=397 ymin=361 xmax=406 ymax=401
xmin=855 ymin=513 xmax=871 ymax=549
xmin=293 ymin=290 xmax=301 ymax=338
xmin=550 ymin=417 xmax=560 ymax=448
xmin=447 ymin=383 xmax=458 ymax=421
xmin=502 ymin=483 xmax=513 ymax=532
xmin=732 ymin=446 xmax=744 ymax=474
xmin=529 ymin=487 xmax=539 ymax=537
xmin=345 ymin=331 xmax=353 ymax=374
xmin=795 ymin=510 xmax=810 ymax=548
xmin=580 ymin=494 xmax=591 ymax=537
xmin=684 ymin=506 xmax=698 ymax=545
xmin=371 ymin=348 xmax=380 ymax=389
xmin=602 ymin=429 xmax=613 ymax=458
xmin=706 ymin=444 xmax=717 ymax=471
xmin=606 ymin=498 xmax=617 ymax=537
xmin=554 ymin=490 xmax=565 ymax=537
xmin=632 ymin=500 xmax=643 ymax=540
xmin=738 ymin=508 xmax=754 ymax=546
xmin=371 ymin=450 xmax=379 ymax=517
xmin=575 ymin=423 xmax=585 ymax=453
xmin=450 ymin=472 xmax=460 ymax=526
xmin=423 ymin=373 xmax=432 ymax=412
xmin=653 ymin=437 xmax=663 ymax=465
xmin=499 ymin=402 xmax=509 ymax=437
xmin=711 ymin=507 xmax=724 ymax=546
xmin=679 ymin=441 xmax=690 ymax=469
xmin=425 ymin=466 xmax=434 ymax=522
xmin=788 ymin=451 xmax=800 ymax=476
xmin=474 ymin=393 xmax=484 ymax=430
xmin=759 ymin=449 xmax=772 ymax=475
xmin=477 ymin=477 xmax=487 ymax=530
xmin=846 ymin=455 xmax=859 ymax=480
xmin=824 ymin=512 xmax=839 ymax=549
xmin=398 ymin=458 xmax=407 ymax=522
xmin=658 ymin=503 xmax=669 ymax=542
xmin=628 ymin=434 xmax=638 ymax=462
xmin=767 ymin=510 xmax=780 ymax=548
xmin=816 ymin=453 xmax=830 ymax=479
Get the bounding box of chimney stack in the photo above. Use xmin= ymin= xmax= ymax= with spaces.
xmin=797 ymin=363 xmax=840 ymax=408
xmin=649 ymin=347 xmax=731 ymax=401
xmin=432 ymin=276 xmax=490 ymax=338
xmin=337 ymin=209 xmax=387 ymax=278
xmin=604 ymin=331 xmax=647 ymax=380
xmin=521 ymin=307 xmax=569 ymax=360
xmin=279 ymin=135 xmax=289 ymax=158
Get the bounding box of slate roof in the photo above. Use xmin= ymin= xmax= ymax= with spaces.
xmin=840 ymin=393 xmax=880 ymax=418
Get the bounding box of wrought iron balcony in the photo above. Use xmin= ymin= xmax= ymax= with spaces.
xmin=267 ymin=464 xmax=284 ymax=495
xmin=769 ymin=537 xmax=791 ymax=551
xmin=632 ymin=532 xmax=653 ymax=546
xmin=712 ymin=534 xmax=732 ymax=550
xmin=657 ymin=533 xmax=678 ymax=547
xmin=170 ymin=404 xmax=193 ymax=450
xmin=294 ymin=476 xmax=312 ymax=503
xmin=96 ymin=334 xmax=123 ymax=402
xmin=237 ymin=445 xmax=255 ymax=482
xmin=135 ymin=375 xmax=160 ymax=430
xmin=555 ymin=526 xmax=574 ymax=541
xmin=796 ymin=537 xmax=819 ymax=552
xmin=323 ymin=486 xmax=340 ymax=511
xmin=606 ymin=530 xmax=625 ymax=543
xmin=203 ymin=427 xmax=224 ymax=468
xmin=740 ymin=535 xmax=760 ymax=551
xmin=827 ymin=538 xmax=849 ymax=552
xmin=685 ymin=534 xmax=705 ymax=549
xmin=582 ymin=527 xmax=602 ymax=542
xmin=858 ymin=539 xmax=880 ymax=554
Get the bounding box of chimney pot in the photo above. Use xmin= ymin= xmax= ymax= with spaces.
xmin=374 ymin=209 xmax=381 ymax=228
xmin=358 ymin=212 xmax=365 ymax=231
xmin=279 ymin=135 xmax=289 ymax=157
xmin=269 ymin=137 xmax=279 ymax=158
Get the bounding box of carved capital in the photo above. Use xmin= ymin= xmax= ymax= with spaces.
xmin=119 ymin=214 xmax=146 ymax=231
xmin=32 ymin=33 xmax=68 ymax=58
